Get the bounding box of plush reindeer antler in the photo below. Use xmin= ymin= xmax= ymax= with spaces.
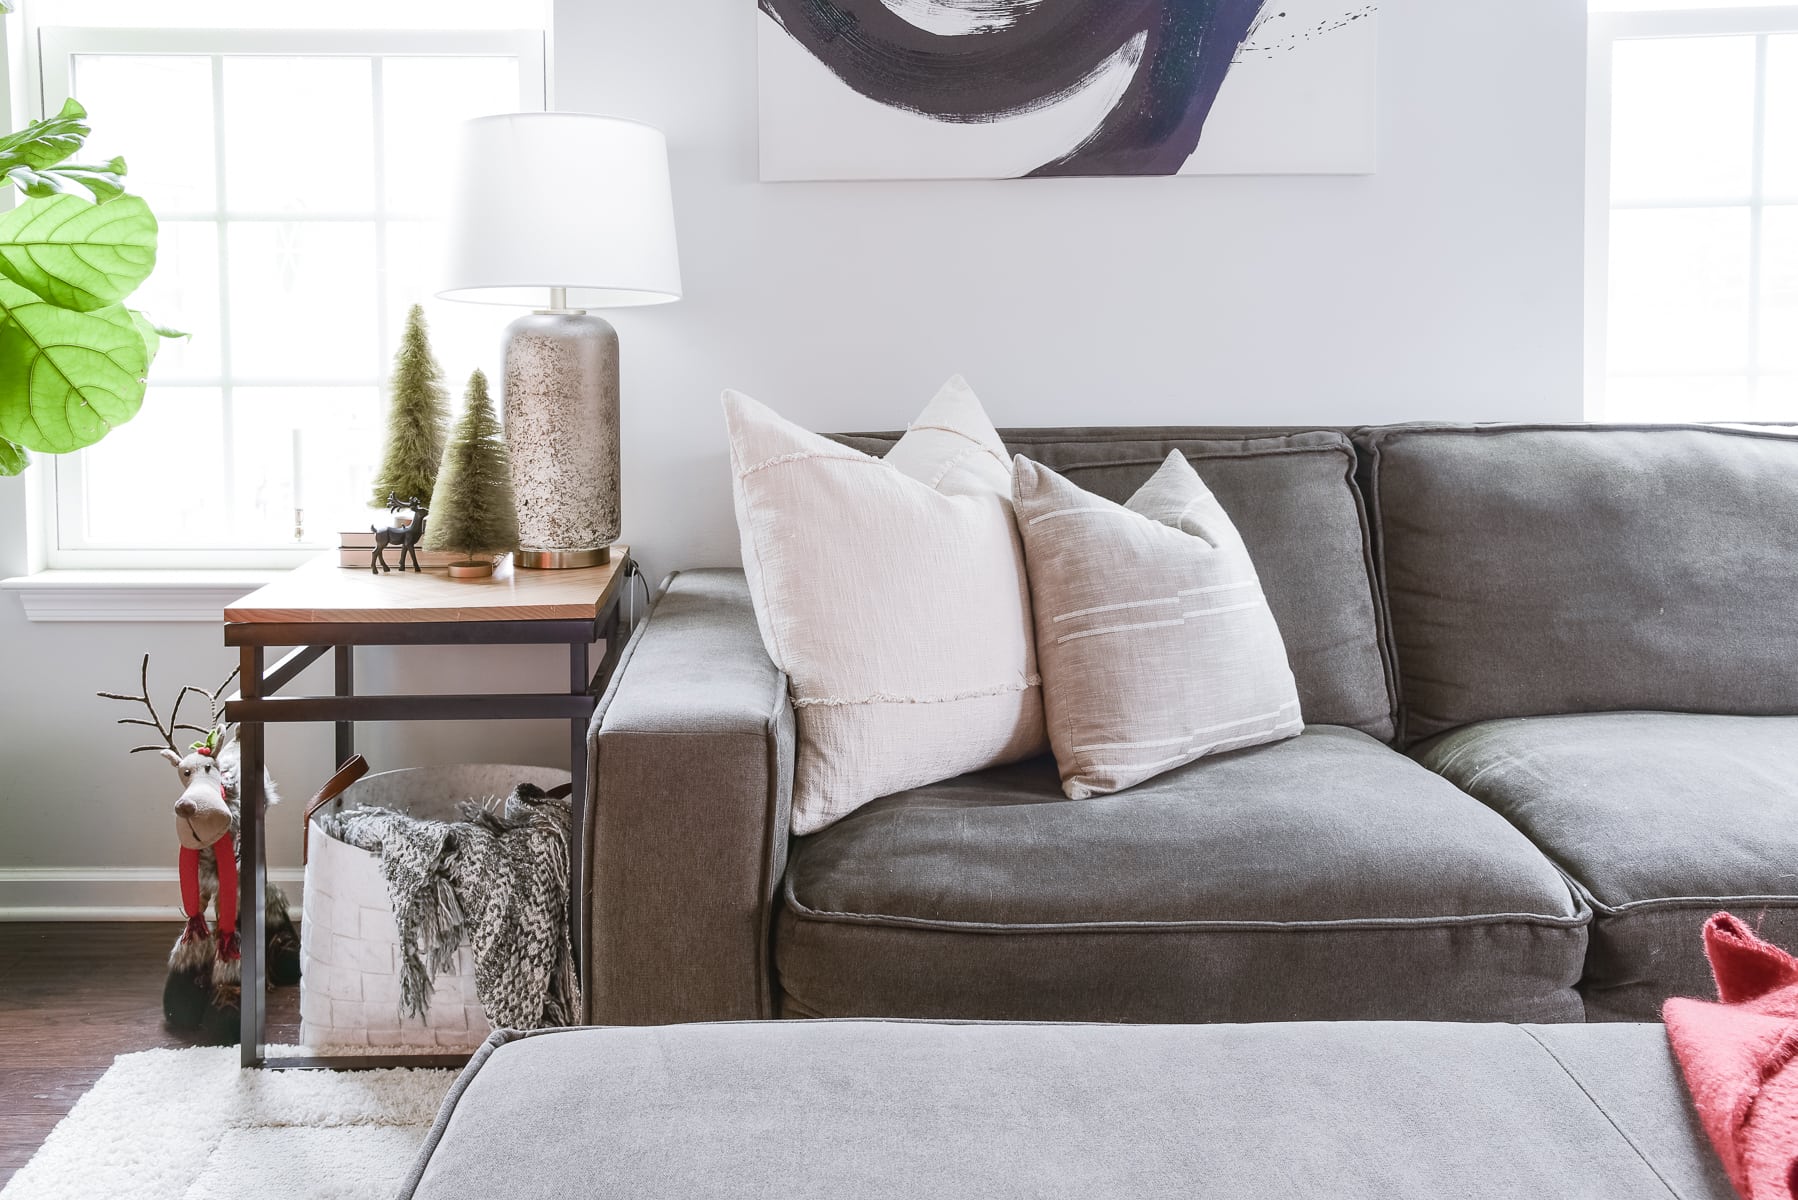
xmin=97 ymin=653 xmax=181 ymax=755
xmin=172 ymin=668 xmax=240 ymax=738
xmin=98 ymin=657 xmax=243 ymax=753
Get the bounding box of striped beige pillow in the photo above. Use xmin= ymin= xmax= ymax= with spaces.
xmin=1013 ymin=451 xmax=1303 ymax=800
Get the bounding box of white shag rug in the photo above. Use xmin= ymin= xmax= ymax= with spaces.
xmin=2 ymin=1046 xmax=457 ymax=1200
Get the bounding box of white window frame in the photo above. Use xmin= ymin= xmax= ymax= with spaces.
xmin=33 ymin=27 xmax=546 ymax=569
xmin=1587 ymin=5 xmax=1798 ymax=420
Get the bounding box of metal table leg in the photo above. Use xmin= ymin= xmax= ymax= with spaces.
xmin=569 ymin=637 xmax=589 ymax=978
xmin=334 ymin=645 xmax=354 ymax=766
xmin=238 ymin=644 xmax=267 ymax=1069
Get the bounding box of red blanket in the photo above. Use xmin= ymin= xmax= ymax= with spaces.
xmin=1664 ymin=913 xmax=1798 ymax=1200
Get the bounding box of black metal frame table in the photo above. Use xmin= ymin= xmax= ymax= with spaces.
xmin=222 ymin=550 xmax=631 ymax=1070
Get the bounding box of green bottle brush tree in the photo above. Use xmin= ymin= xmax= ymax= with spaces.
xmin=422 ymin=369 xmax=520 ymax=578
xmin=0 ymin=99 xmax=176 ymax=476
xmin=368 ymin=303 xmax=449 ymax=508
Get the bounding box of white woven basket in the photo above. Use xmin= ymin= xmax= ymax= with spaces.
xmin=299 ymin=764 xmax=571 ymax=1051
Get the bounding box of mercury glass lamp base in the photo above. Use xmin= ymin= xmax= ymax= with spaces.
xmin=515 ymin=546 xmax=612 ymax=569
xmin=503 ymin=309 xmax=621 ymax=570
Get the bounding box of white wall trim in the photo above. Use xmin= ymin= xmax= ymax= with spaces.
xmin=0 ymin=865 xmax=305 ymax=920
xmin=0 ymin=570 xmax=281 ymax=622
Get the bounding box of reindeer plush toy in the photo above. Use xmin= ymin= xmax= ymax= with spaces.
xmin=101 ymin=656 xmax=301 ymax=1042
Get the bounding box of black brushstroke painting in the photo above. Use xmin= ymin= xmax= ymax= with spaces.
xmin=759 ymin=0 xmax=1307 ymax=177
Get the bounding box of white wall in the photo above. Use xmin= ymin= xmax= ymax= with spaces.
xmin=567 ymin=0 xmax=1589 ymax=581
xmin=0 ymin=0 xmax=1587 ymax=913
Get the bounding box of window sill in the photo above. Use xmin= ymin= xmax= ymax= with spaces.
xmin=2 ymin=569 xmax=286 ymax=622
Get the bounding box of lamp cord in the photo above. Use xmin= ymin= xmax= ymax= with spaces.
xmin=624 ymin=558 xmax=651 ymax=629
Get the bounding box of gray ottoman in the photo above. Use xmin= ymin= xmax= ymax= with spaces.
xmin=399 ymin=1020 xmax=1729 ymax=1199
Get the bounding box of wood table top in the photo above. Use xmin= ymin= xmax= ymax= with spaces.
xmin=223 ymin=549 xmax=630 ymax=625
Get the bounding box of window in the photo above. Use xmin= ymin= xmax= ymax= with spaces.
xmin=34 ymin=25 xmax=546 ymax=567
xmin=1588 ymin=4 xmax=1798 ymax=421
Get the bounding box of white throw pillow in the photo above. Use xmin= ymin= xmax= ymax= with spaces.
xmin=723 ymin=377 xmax=1047 ymax=835
xmin=1012 ymin=451 xmax=1303 ymax=800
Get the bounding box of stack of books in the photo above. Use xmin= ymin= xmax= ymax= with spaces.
xmin=336 ymin=527 xmax=466 ymax=570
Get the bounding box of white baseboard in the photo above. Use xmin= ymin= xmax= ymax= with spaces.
xmin=0 ymin=866 xmax=306 ymax=921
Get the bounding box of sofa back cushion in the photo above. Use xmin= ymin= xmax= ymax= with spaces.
xmin=1359 ymin=424 xmax=1798 ymax=744
xmin=836 ymin=427 xmax=1395 ymax=742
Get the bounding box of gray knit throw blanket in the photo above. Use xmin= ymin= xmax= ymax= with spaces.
xmin=324 ymin=783 xmax=580 ymax=1029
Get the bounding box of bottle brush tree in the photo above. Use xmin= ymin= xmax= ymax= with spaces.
xmin=421 ymin=370 xmax=519 ymax=566
xmin=368 ymin=303 xmax=449 ymax=507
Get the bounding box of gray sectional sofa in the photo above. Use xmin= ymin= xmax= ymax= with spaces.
xmin=584 ymin=423 xmax=1798 ymax=1027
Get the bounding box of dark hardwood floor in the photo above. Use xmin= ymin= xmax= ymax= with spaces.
xmin=0 ymin=922 xmax=300 ymax=1186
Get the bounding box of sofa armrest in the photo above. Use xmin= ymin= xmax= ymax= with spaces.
xmin=585 ymin=568 xmax=794 ymax=1024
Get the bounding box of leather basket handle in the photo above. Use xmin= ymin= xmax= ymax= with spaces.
xmin=302 ymin=755 xmax=369 ymax=865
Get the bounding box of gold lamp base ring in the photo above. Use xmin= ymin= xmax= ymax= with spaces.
xmin=515 ymin=546 xmax=612 ymax=570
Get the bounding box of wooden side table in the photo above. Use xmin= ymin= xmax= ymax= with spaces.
xmin=222 ymin=549 xmax=631 ymax=1070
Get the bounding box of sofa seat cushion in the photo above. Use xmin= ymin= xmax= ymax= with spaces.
xmin=1415 ymin=712 xmax=1798 ymax=1021
xmin=775 ymin=726 xmax=1587 ymax=1023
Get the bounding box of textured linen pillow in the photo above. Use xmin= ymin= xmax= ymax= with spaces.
xmin=1013 ymin=450 xmax=1303 ymax=800
xmin=724 ymin=378 xmax=1047 ymax=835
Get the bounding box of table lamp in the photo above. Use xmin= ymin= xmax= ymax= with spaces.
xmin=438 ymin=112 xmax=682 ymax=568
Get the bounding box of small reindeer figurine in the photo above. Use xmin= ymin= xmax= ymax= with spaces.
xmin=372 ymin=493 xmax=428 ymax=574
xmin=100 ymin=655 xmax=301 ymax=1042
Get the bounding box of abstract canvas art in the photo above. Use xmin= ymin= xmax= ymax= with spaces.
xmin=757 ymin=1 xmax=1378 ymax=181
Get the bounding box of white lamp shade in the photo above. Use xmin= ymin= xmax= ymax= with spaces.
xmin=438 ymin=112 xmax=682 ymax=309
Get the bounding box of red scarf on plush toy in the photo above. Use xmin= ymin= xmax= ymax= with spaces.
xmin=178 ymin=836 xmax=238 ymax=958
xmin=177 ymin=757 xmax=239 ymax=962
xmin=1664 ymin=913 xmax=1798 ymax=1200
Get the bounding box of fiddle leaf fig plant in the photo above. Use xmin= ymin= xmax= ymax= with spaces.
xmin=0 ymin=98 xmax=174 ymax=475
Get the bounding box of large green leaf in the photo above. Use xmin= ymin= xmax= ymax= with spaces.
xmin=0 ymin=99 xmax=89 ymax=175
xmin=0 ymin=101 xmax=133 ymax=202
xmin=0 ymin=436 xmax=26 ymax=475
xmin=10 ymin=157 xmax=128 ymax=203
xmin=0 ymin=193 xmax=156 ymax=311
xmin=128 ymin=309 xmax=187 ymax=368
xmin=0 ymin=279 xmax=148 ymax=454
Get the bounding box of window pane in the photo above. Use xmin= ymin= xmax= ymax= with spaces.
xmin=222 ymin=57 xmax=375 ymax=212
xmin=385 ymin=220 xmax=503 ymax=382
xmin=34 ymin=0 xmax=547 ymax=27
xmin=1764 ymin=37 xmax=1798 ymax=198
xmin=227 ymin=221 xmax=378 ymax=380
xmin=1758 ymin=205 xmax=1798 ymax=371
xmin=231 ymin=387 xmax=382 ymax=543
xmin=1611 ymin=35 xmax=1755 ymax=204
xmin=1608 ymin=207 xmax=1751 ymax=372
xmin=44 ymin=36 xmax=539 ymax=557
xmin=79 ymin=388 xmax=225 ymax=546
xmin=382 ymin=56 xmax=522 ymax=217
xmin=1603 ymin=375 xmax=1751 ymax=423
xmin=1594 ymin=0 xmax=1796 ymax=9
xmin=133 ymin=221 xmax=222 ymax=380
xmin=70 ymin=55 xmax=216 ymax=215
